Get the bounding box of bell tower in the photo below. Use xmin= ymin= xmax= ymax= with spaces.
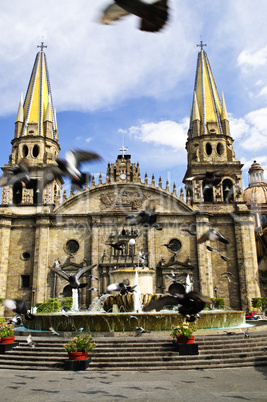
xmin=1 ymin=43 xmax=62 ymax=207
xmin=183 ymin=42 xmax=243 ymax=207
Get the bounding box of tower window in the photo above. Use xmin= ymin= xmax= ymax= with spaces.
xmin=217 ymin=142 xmax=224 ymax=156
xmin=22 ymin=145 xmax=28 ymax=158
xmin=22 ymin=251 xmax=31 ymax=260
xmin=13 ymin=182 xmax=22 ymax=205
xmin=32 ymin=144 xmax=39 ymax=158
xmin=223 ymin=179 xmax=233 ymax=202
xmin=21 ymin=275 xmax=30 ymax=289
xmin=203 ymin=181 xmax=213 ymax=202
xmin=206 ymin=143 xmax=212 ymax=156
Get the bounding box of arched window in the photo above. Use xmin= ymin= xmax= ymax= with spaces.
xmin=13 ymin=182 xmax=22 ymax=204
xmin=223 ymin=179 xmax=234 ymax=202
xmin=203 ymin=181 xmax=213 ymax=202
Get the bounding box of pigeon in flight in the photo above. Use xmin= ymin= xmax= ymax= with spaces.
xmin=100 ymin=0 xmax=169 ymax=33
xmin=0 ymin=159 xmax=31 ymax=188
xmin=49 ymin=264 xmax=96 ymax=289
xmin=49 ymin=327 xmax=60 ymax=336
xmin=203 ymin=245 xmax=229 ymax=261
xmin=8 ymin=315 xmax=22 ymax=326
xmin=197 ymin=226 xmax=229 ymax=245
xmin=138 ymin=251 xmax=147 ymax=266
xmin=27 ymin=334 xmax=36 ymax=348
xmin=2 ymin=299 xmax=35 ymax=320
xmin=107 ymin=239 xmax=128 ymax=251
xmin=143 ymin=282 xmax=212 ymax=322
xmin=107 ymin=280 xmax=137 ymax=295
xmin=185 ymin=170 xmax=237 ymax=186
xmin=88 ymin=287 xmax=98 ymax=292
xmin=182 ymin=228 xmax=197 ymax=236
xmin=89 ymin=274 xmax=99 ymax=281
xmin=135 ymin=326 xmax=150 ymax=333
xmin=41 ymin=149 xmax=101 ymax=190
xmin=126 ymin=204 xmax=162 ymax=230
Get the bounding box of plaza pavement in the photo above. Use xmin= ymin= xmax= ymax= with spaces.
xmin=0 ymin=365 xmax=267 ymax=402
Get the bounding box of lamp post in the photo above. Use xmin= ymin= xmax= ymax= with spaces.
xmin=129 ymin=238 xmax=135 ymax=265
xmin=214 ymin=285 xmax=218 ymax=298
xmin=32 ymin=289 xmax=36 ymax=313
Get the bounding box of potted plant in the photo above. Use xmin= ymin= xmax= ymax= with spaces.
xmin=170 ymin=321 xmax=197 ymax=344
xmin=0 ymin=322 xmax=15 ymax=344
xmin=63 ymin=333 xmax=96 ymax=360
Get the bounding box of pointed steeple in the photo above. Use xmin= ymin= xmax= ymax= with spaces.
xmin=189 ymin=46 xmax=226 ymax=138
xmin=21 ymin=43 xmax=57 ymax=139
xmin=16 ymin=93 xmax=24 ymax=123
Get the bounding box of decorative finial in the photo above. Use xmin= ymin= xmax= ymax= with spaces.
xmin=197 ymin=40 xmax=207 ymax=51
xmin=37 ymin=42 xmax=47 ymax=52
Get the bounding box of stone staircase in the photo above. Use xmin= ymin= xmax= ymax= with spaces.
xmin=0 ymin=332 xmax=267 ymax=371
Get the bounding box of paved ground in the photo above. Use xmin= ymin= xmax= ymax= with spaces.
xmin=1 ymin=366 xmax=267 ymax=402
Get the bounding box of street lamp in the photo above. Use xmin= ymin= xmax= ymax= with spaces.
xmin=214 ymin=285 xmax=218 ymax=298
xmin=129 ymin=238 xmax=135 ymax=265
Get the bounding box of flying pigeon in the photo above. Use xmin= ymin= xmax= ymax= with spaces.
xmin=49 ymin=327 xmax=59 ymax=336
xmin=49 ymin=264 xmax=96 ymax=289
xmin=88 ymin=287 xmax=98 ymax=291
xmin=100 ymin=0 xmax=169 ymax=33
xmin=138 ymin=251 xmax=147 ymax=266
xmin=126 ymin=204 xmax=162 ymax=230
xmin=203 ymin=245 xmax=229 ymax=261
xmin=107 ymin=280 xmax=137 ymax=295
xmin=143 ymin=282 xmax=212 ymax=321
xmin=129 ymin=315 xmax=138 ymax=320
xmin=107 ymin=239 xmax=128 ymax=251
xmin=41 ymin=149 xmax=101 ymax=190
xmin=184 ymin=170 xmax=237 ymax=185
xmin=2 ymin=299 xmax=35 ymax=320
xmin=222 ymin=275 xmax=231 ymax=282
xmin=198 ymin=226 xmax=229 ymax=245
xmin=181 ymin=228 xmax=197 ymax=236
xmin=135 ymin=326 xmax=150 ymax=333
xmin=0 ymin=159 xmax=31 ymax=188
xmin=89 ymin=274 xmax=98 ymax=281
xmin=8 ymin=315 xmax=22 ymax=326
xmin=27 ymin=334 xmax=36 ymax=348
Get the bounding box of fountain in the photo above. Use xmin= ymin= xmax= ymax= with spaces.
xmin=24 ymin=265 xmax=246 ymax=334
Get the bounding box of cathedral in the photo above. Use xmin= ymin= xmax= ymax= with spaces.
xmin=0 ymin=43 xmax=261 ymax=314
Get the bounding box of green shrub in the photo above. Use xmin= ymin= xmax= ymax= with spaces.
xmin=251 ymin=297 xmax=267 ymax=310
xmin=211 ymin=298 xmax=225 ymax=309
xmin=36 ymin=297 xmax=73 ymax=313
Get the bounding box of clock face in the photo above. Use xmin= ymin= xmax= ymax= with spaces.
xmin=120 ymin=173 xmax=126 ymax=180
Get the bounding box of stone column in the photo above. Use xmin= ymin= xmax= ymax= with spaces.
xmin=32 ymin=216 xmax=50 ymax=304
xmin=196 ymin=215 xmax=214 ymax=297
xmin=0 ymin=217 xmax=12 ymax=306
xmin=234 ymin=215 xmax=260 ymax=311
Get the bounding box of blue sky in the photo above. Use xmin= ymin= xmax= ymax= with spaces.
xmin=1 ymin=0 xmax=267 ymax=197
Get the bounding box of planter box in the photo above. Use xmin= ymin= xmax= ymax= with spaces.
xmin=64 ymin=357 xmax=91 ymax=371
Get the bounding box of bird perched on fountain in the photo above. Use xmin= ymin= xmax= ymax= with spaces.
xmin=197 ymin=226 xmax=229 ymax=245
xmin=100 ymin=0 xmax=169 ymax=33
xmin=107 ymin=280 xmax=137 ymax=295
xmin=0 ymin=158 xmax=31 ymax=188
xmin=49 ymin=264 xmax=96 ymax=289
xmin=2 ymin=299 xmax=35 ymax=320
xmin=126 ymin=204 xmax=162 ymax=230
xmin=143 ymin=282 xmax=212 ymax=322
xmin=40 ymin=149 xmax=101 ymax=190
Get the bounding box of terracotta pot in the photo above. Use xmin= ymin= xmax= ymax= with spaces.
xmin=0 ymin=336 xmax=15 ymax=344
xmin=68 ymin=351 xmax=88 ymax=360
xmin=176 ymin=335 xmax=195 ymax=344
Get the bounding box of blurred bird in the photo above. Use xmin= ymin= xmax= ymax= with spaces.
xmin=49 ymin=327 xmax=59 ymax=336
xmin=100 ymin=0 xmax=169 ymax=33
xmin=107 ymin=280 xmax=137 ymax=295
xmin=243 ymin=331 xmax=249 ymax=338
xmin=181 ymin=228 xmax=197 ymax=236
xmin=198 ymin=226 xmax=229 ymax=245
xmin=0 ymin=159 xmax=31 ymax=188
xmin=2 ymin=299 xmax=34 ymax=320
xmin=222 ymin=272 xmax=232 ymax=276
xmin=129 ymin=315 xmax=138 ymax=320
xmin=88 ymin=287 xmax=98 ymax=292
xmin=185 ymin=170 xmax=236 ymax=185
xmin=8 ymin=315 xmax=22 ymax=326
xmin=135 ymin=326 xmax=150 ymax=333
xmin=222 ymin=275 xmax=231 ymax=282
xmin=27 ymin=334 xmax=36 ymax=348
xmin=138 ymin=251 xmax=147 ymax=266
xmin=89 ymin=274 xmax=99 ymax=281
xmin=107 ymin=239 xmax=128 ymax=251
xmin=49 ymin=264 xmax=96 ymax=289
xmin=203 ymin=245 xmax=229 ymax=261
xmin=126 ymin=204 xmax=162 ymax=230
xmin=143 ymin=286 xmax=212 ymax=322
xmin=41 ymin=149 xmax=101 ymax=190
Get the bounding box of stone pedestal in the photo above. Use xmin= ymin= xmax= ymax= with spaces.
xmin=64 ymin=357 xmax=91 ymax=371
xmin=0 ymin=342 xmax=19 ymax=354
xmin=174 ymin=343 xmax=199 ymax=355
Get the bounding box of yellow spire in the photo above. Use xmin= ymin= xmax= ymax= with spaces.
xmin=21 ymin=43 xmax=57 ymax=139
xmin=190 ymin=47 xmax=223 ymax=137
xmin=192 ymin=91 xmax=200 ymax=120
xmin=15 ymin=93 xmax=24 ymax=123
xmin=221 ymin=91 xmax=229 ymax=120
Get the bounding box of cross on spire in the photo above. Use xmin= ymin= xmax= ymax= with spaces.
xmin=37 ymin=42 xmax=47 ymax=52
xmin=197 ymin=40 xmax=207 ymax=50
xmin=119 ymin=145 xmax=128 ymax=158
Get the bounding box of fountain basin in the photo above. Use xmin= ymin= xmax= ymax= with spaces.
xmin=24 ymin=311 xmax=245 ymax=333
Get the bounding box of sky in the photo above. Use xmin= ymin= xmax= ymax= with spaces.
xmin=1 ymin=0 xmax=267 ymax=197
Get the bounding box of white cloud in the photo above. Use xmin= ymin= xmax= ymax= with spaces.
xmin=128 ymin=118 xmax=188 ymax=151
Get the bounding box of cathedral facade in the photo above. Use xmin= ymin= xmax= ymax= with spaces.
xmin=0 ymin=44 xmax=261 ymax=313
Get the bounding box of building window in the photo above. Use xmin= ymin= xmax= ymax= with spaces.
xmin=65 ymin=239 xmax=79 ymax=254
xmin=21 ymin=251 xmax=31 ymax=261
xmin=13 ymin=182 xmax=22 ymax=205
xmin=217 ymin=142 xmax=224 ymax=156
xmin=32 ymin=144 xmax=39 ymax=158
xmin=165 ymin=238 xmax=182 ymax=254
xmin=206 ymin=142 xmax=212 ymax=156
xmin=203 ymin=181 xmax=213 ymax=202
xmin=21 ymin=275 xmax=30 ymax=289
xmin=22 ymin=145 xmax=28 ymax=157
